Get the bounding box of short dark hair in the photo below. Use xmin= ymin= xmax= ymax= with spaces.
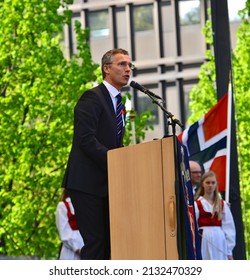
xmin=101 ymin=48 xmax=129 ymax=78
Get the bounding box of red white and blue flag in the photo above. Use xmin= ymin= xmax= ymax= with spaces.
xmin=178 ymin=93 xmax=230 ymax=198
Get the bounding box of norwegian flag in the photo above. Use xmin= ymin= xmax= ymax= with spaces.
xmin=178 ymin=93 xmax=229 ymax=194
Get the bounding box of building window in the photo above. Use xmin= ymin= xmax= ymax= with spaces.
xmin=179 ymin=0 xmax=200 ymax=26
xmin=137 ymin=96 xmax=159 ymax=125
xmin=133 ymin=4 xmax=154 ymax=32
xmin=88 ymin=10 xmax=109 ymax=38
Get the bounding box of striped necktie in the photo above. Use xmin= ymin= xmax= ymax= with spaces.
xmin=116 ymin=93 xmax=123 ymax=140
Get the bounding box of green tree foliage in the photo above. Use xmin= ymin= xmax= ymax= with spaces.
xmin=0 ymin=0 xmax=153 ymax=259
xmin=0 ymin=0 xmax=98 ymax=259
xmin=188 ymin=8 xmax=250 ymax=259
xmin=188 ymin=18 xmax=217 ymax=123
xmin=233 ymin=2 xmax=250 ymax=259
xmin=122 ymin=92 xmax=154 ymax=146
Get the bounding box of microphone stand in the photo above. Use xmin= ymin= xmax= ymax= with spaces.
xmin=143 ymin=92 xmax=183 ymax=137
xmin=144 ymin=91 xmax=184 ymax=259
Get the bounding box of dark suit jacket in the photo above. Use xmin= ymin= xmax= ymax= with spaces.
xmin=62 ymin=83 xmax=125 ymax=197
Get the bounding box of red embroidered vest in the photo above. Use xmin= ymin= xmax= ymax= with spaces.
xmin=196 ymin=199 xmax=224 ymax=227
xmin=63 ymin=200 xmax=78 ymax=230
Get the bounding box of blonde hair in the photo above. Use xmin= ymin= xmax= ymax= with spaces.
xmin=59 ymin=188 xmax=68 ymax=201
xmin=195 ymin=171 xmax=223 ymax=220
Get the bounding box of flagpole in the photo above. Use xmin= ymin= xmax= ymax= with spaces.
xmin=225 ymin=84 xmax=232 ymax=203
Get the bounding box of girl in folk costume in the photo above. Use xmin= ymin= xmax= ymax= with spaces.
xmin=194 ymin=171 xmax=236 ymax=260
xmin=56 ymin=189 xmax=84 ymax=260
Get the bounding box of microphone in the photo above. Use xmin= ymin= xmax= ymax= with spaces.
xmin=130 ymin=81 xmax=162 ymax=100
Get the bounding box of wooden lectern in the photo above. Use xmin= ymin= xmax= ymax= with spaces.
xmin=107 ymin=136 xmax=178 ymax=260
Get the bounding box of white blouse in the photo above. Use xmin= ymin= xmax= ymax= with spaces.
xmin=56 ymin=197 xmax=84 ymax=260
xmin=194 ymin=196 xmax=236 ymax=259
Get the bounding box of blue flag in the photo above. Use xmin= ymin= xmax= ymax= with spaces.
xmin=176 ymin=138 xmax=202 ymax=260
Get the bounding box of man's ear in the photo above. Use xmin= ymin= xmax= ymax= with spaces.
xmin=103 ymin=64 xmax=111 ymax=76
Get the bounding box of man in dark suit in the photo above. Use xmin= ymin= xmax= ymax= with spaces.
xmin=62 ymin=48 xmax=133 ymax=259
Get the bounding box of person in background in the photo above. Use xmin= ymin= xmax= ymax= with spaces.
xmin=56 ymin=189 xmax=84 ymax=260
xmin=61 ymin=48 xmax=132 ymax=259
xmin=189 ymin=160 xmax=203 ymax=195
xmin=194 ymin=171 xmax=236 ymax=260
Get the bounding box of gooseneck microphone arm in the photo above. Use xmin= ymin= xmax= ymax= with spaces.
xmin=130 ymin=81 xmax=162 ymax=100
xmin=130 ymin=81 xmax=184 ymax=133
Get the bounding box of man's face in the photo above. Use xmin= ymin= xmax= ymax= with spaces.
xmin=103 ymin=53 xmax=132 ymax=90
xmin=189 ymin=161 xmax=202 ymax=186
